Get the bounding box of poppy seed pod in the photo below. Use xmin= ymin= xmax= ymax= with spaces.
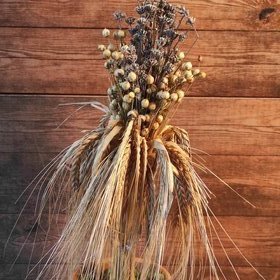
xmin=177 ymin=90 xmax=185 ymax=99
xmin=112 ymin=51 xmax=121 ymax=60
xmin=182 ymin=61 xmax=192 ymax=70
xmin=128 ymin=92 xmax=135 ymax=99
xmin=178 ymin=51 xmax=185 ymax=60
xmin=103 ymin=49 xmax=111 ymax=58
xmin=108 ymin=43 xmax=116 ymax=51
xmin=162 ymin=91 xmax=170 ymax=99
xmin=102 ymin=28 xmax=110 ymax=37
xmin=111 ymin=99 xmax=117 ymax=107
xmin=160 ymin=82 xmax=166 ymax=90
xmin=146 ymin=75 xmax=155 ymax=85
xmin=184 ymin=70 xmax=193 ymax=79
xmin=120 ymin=81 xmax=131 ymax=91
xmin=153 ymin=122 xmax=160 ymax=130
xmin=162 ymin=77 xmax=169 ymax=84
xmin=147 ymin=88 xmax=152 ymax=94
xmin=117 ymin=30 xmax=126 ymax=38
xmin=157 ymin=115 xmax=164 ymax=123
xmin=123 ymin=94 xmax=133 ymax=103
xmin=141 ymin=99 xmax=150 ymax=108
xmin=114 ymin=69 xmax=125 ymax=77
xmin=170 ymin=92 xmax=179 ymax=102
xmin=193 ymin=69 xmax=200 ymax=76
xmin=187 ymin=77 xmax=195 ymax=84
xmin=149 ymin=102 xmax=157 ymax=111
xmin=157 ymin=91 xmax=163 ymax=99
xmin=122 ymin=102 xmax=130 ymax=111
xmin=128 ymin=72 xmax=137 ymax=82
xmin=98 ymin=44 xmax=106 ymax=51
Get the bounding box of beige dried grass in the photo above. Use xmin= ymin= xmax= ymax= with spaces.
xmin=8 ymin=113 xmax=265 ymax=280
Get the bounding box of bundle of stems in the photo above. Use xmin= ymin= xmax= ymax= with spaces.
xmin=7 ymin=1 xmax=266 ymax=279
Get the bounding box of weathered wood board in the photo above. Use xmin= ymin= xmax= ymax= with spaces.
xmin=0 ymin=0 xmax=279 ymax=279
xmin=0 ymin=29 xmax=279 ymax=96
xmin=0 ymin=0 xmax=279 ymax=31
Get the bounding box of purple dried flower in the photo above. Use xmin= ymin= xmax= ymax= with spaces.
xmin=123 ymin=45 xmax=138 ymax=63
xmin=125 ymin=63 xmax=140 ymax=73
xmin=158 ymin=15 xmax=174 ymax=25
xmin=178 ymin=6 xmax=190 ymax=17
xmin=136 ymin=5 xmax=146 ymax=15
xmin=156 ymin=37 xmax=168 ymax=48
xmin=125 ymin=17 xmax=136 ymax=25
xmin=163 ymin=29 xmax=176 ymax=39
xmin=137 ymin=17 xmax=149 ymax=25
xmin=165 ymin=4 xmax=176 ymax=14
xmin=113 ymin=11 xmax=126 ymax=21
xmin=120 ymin=45 xmax=130 ymax=54
xmin=178 ymin=32 xmax=187 ymax=42
xmin=138 ymin=29 xmax=148 ymax=38
xmin=144 ymin=4 xmax=157 ymax=13
xmin=139 ymin=70 xmax=148 ymax=82
xmin=158 ymin=0 xmax=168 ymax=9
xmin=150 ymin=49 xmax=162 ymax=59
xmin=106 ymin=59 xmax=115 ymax=69
xmin=169 ymin=53 xmax=178 ymax=64
xmin=147 ymin=59 xmax=159 ymax=66
xmin=163 ymin=62 xmax=174 ymax=74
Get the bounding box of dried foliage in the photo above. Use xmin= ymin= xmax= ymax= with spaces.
xmin=7 ymin=1 xmax=265 ymax=280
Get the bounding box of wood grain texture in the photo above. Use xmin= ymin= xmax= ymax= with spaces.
xmin=1 ymin=215 xmax=279 ymax=267
xmin=1 ymin=28 xmax=279 ymax=64
xmin=1 ymin=59 xmax=279 ymax=97
xmin=1 ymin=264 xmax=279 ymax=280
xmin=0 ymin=264 xmax=280 ymax=280
xmin=0 ymin=152 xmax=279 ymax=217
xmin=0 ymin=0 xmax=279 ymax=278
xmin=0 ymin=28 xmax=279 ymax=96
xmin=0 ymin=96 xmax=279 ymax=218
xmin=0 ymin=95 xmax=279 ymax=155
xmin=0 ymin=0 xmax=279 ymax=31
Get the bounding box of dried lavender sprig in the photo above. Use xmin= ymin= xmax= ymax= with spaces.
xmin=98 ymin=0 xmax=206 ymax=133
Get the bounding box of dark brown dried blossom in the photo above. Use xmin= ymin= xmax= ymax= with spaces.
xmin=113 ymin=11 xmax=126 ymax=21
xmin=125 ymin=17 xmax=136 ymax=25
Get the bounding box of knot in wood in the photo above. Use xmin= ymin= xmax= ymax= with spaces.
xmin=259 ymin=7 xmax=276 ymax=22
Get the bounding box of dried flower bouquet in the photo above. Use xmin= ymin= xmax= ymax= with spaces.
xmin=10 ymin=1 xmax=266 ymax=280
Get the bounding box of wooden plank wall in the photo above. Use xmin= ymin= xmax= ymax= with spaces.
xmin=0 ymin=1 xmax=279 ymax=279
